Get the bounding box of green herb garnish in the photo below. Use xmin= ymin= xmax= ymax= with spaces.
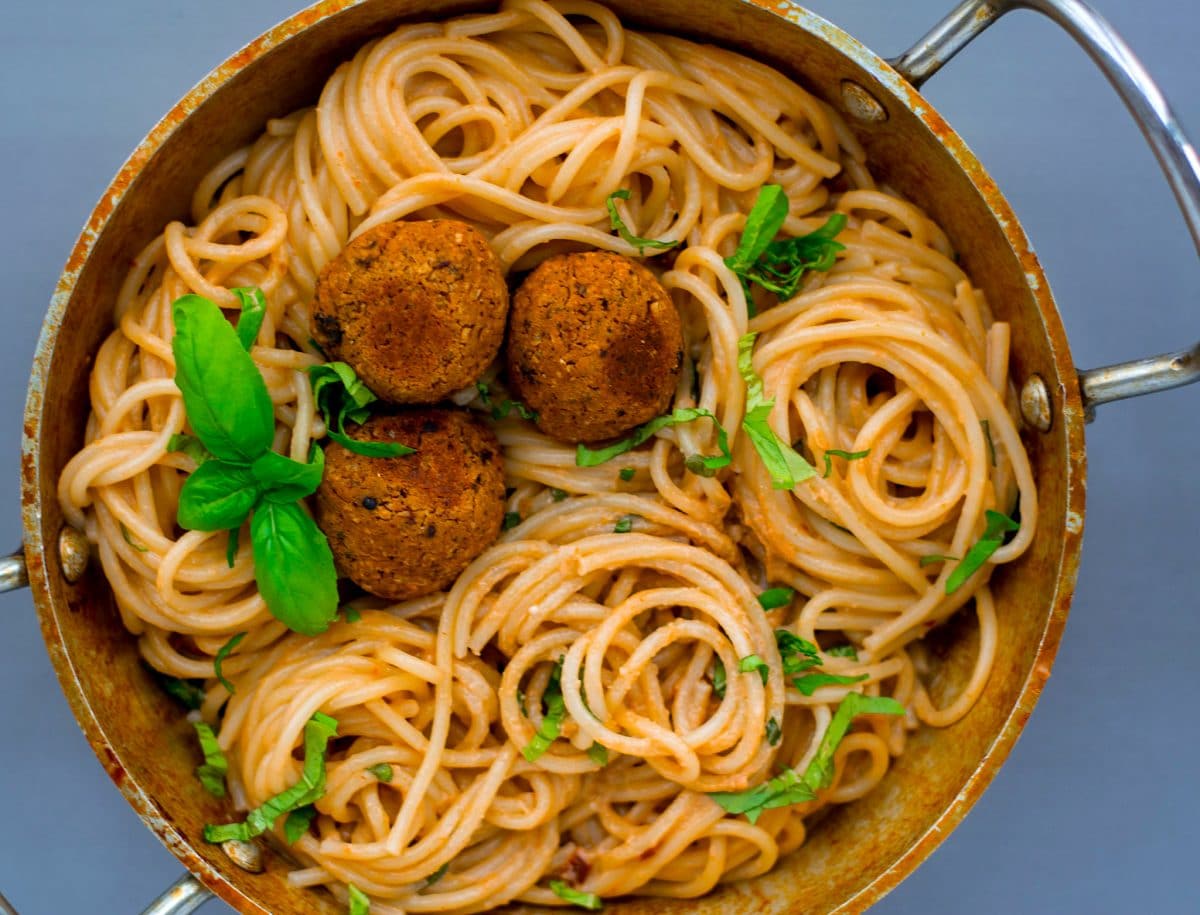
xmin=822 ymin=448 xmax=870 ymax=478
xmin=192 ymin=721 xmax=228 ymax=798
xmin=709 ymin=692 xmax=903 ymax=822
xmin=724 ymin=186 xmax=846 ymax=307
xmin=737 ymin=333 xmax=817 ymax=489
xmin=825 ymin=644 xmax=859 ymax=660
xmin=575 ymin=407 xmax=730 ymax=475
xmin=587 ymin=743 xmax=609 ymax=766
xmin=712 ymin=657 xmax=727 ymax=699
xmin=765 ymin=717 xmax=782 ymax=746
xmin=503 ymin=511 xmax=522 ymax=531
xmin=231 ymin=286 xmax=267 ymax=351
xmin=225 ymin=526 xmax=239 ymax=569
xmin=550 ymin=880 xmax=604 ymax=911
xmin=475 ymin=381 xmax=538 ymax=422
xmin=521 ymin=661 xmax=566 ymax=762
xmin=738 ymin=654 xmax=769 ymax=685
xmin=213 ymin=631 xmax=246 ymax=695
xmin=367 ymin=763 xmax=393 ymax=783
xmin=171 ymin=294 xmax=339 ymax=636
xmin=167 ymin=432 xmax=214 ymax=465
xmin=425 ymin=863 xmax=450 ymax=887
xmin=343 ymin=607 xmax=362 ymax=623
xmin=981 ymin=419 xmax=997 ymax=467
xmin=203 ymin=712 xmax=338 ymax=843
xmin=757 ymin=587 xmax=794 ymax=611
xmin=283 ymin=805 xmax=316 ymax=844
xmin=919 ymin=554 xmax=958 ymax=568
xmin=348 ymin=884 xmax=370 ymax=915
xmin=310 ymin=361 xmax=416 ymax=458
xmin=156 ymin=673 xmax=205 ymax=711
xmin=120 ymin=523 xmax=149 ymax=553
xmin=605 ymin=188 xmax=679 ymax=256
xmin=775 ymin=629 xmax=867 ymax=696
xmin=945 ymin=510 xmax=1019 ymax=594
xmin=550 ymin=488 xmax=569 ymax=502
xmin=618 ymin=466 xmax=635 ymax=482
xmin=613 ymin=515 xmax=637 ymax=533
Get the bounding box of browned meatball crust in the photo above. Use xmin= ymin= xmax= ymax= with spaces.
xmin=315 ymin=409 xmax=505 ymax=600
xmin=312 ymin=219 xmax=509 ymax=404
xmin=506 ymin=252 xmax=684 ymax=443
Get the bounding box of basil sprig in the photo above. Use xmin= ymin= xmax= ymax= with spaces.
xmin=822 ymin=448 xmax=870 ymax=478
xmin=945 ymin=509 xmax=1019 ymax=594
xmin=550 ymin=880 xmax=604 ymax=911
xmin=521 ymin=661 xmax=567 ymax=763
xmin=192 ymin=721 xmax=229 ymax=798
xmin=283 ymin=805 xmax=317 ymax=844
xmin=171 ymin=293 xmax=339 ymax=636
xmin=757 ymin=586 xmax=794 ymax=611
xmin=709 ymin=692 xmax=903 ymax=823
xmin=724 ymin=185 xmax=846 ymax=309
xmin=575 ymin=407 xmax=731 ymax=476
xmin=309 ymin=362 xmax=415 ymax=458
xmin=204 ymin=712 xmax=338 ymax=843
xmin=738 ymin=654 xmax=769 ymax=685
xmin=776 ymin=629 xmax=867 ymax=696
xmin=737 ymin=333 xmax=817 ymax=489
xmin=155 ymin=672 xmax=205 ymax=710
xmin=232 ymin=286 xmax=267 ymax=351
xmin=348 ymin=885 xmax=370 ymax=915
xmin=213 ymin=631 xmax=246 ymax=694
xmin=606 ymin=188 xmax=679 ymax=256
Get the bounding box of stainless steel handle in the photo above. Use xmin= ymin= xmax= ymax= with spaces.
xmin=892 ymin=0 xmax=1200 ymax=414
xmin=140 ymin=874 xmax=214 ymax=915
xmin=0 ymin=550 xmax=27 ymax=592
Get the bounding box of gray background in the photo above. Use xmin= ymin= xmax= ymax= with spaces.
xmin=0 ymin=1 xmax=1195 ymax=912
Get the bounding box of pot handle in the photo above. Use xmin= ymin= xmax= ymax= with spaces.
xmin=0 ymin=551 xmax=28 ymax=592
xmin=139 ymin=874 xmax=213 ymax=915
xmin=891 ymin=0 xmax=1200 ymax=415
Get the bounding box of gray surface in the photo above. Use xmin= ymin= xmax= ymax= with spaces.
xmin=0 ymin=0 xmax=1195 ymax=912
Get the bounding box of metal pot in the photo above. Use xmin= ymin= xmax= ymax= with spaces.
xmin=4 ymin=0 xmax=1197 ymax=913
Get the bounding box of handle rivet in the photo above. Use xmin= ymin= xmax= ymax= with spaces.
xmin=58 ymin=526 xmax=91 ymax=584
xmin=220 ymin=838 xmax=265 ymax=873
xmin=840 ymin=80 xmax=888 ymax=123
xmin=1020 ymin=375 xmax=1053 ymax=432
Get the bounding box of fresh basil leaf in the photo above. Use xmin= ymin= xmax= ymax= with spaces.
xmin=613 ymin=515 xmax=638 ymax=534
xmin=203 ymin=712 xmax=338 ymax=843
xmin=919 ymin=554 xmax=958 ymax=568
xmin=738 ymin=654 xmax=769 ymax=685
xmin=765 ymin=717 xmax=782 ymax=746
xmin=231 ymin=287 xmax=267 ymax=351
xmin=757 ymin=587 xmax=794 ymax=611
xmin=213 ymin=632 xmax=246 ymax=695
xmin=775 ymin=629 xmax=821 ymax=676
xmin=618 ymin=466 xmax=635 ymax=482
xmin=945 ymin=509 xmax=1019 ymax=594
xmin=283 ymin=805 xmax=316 ymax=845
xmin=328 ymin=429 xmax=415 ymax=458
xmin=192 ymin=721 xmax=228 ymax=798
xmin=367 ymin=763 xmax=393 ymax=783
xmin=310 ymin=362 xmax=414 ymax=458
xmin=171 ymin=294 xmax=275 ymax=463
xmin=225 ymin=527 xmax=239 ymax=569
xmin=156 ymin=673 xmax=205 ymax=711
xmin=425 ymin=862 xmax=450 ymax=887
xmin=725 ymin=185 xmax=790 ymax=276
xmin=348 ymin=884 xmax=370 ymax=915
xmin=822 ymin=448 xmax=870 ymax=478
xmin=825 ymin=644 xmax=859 ymax=660
xmin=550 ymin=880 xmax=604 ymax=911
xmin=981 ymin=419 xmax=997 ymax=467
xmin=587 ymin=743 xmax=609 ymax=766
xmin=251 ymin=502 xmax=339 ymax=636
xmin=343 ymin=607 xmax=362 ymax=623
xmin=120 ymin=523 xmax=149 ymax=553
xmin=168 ymin=433 xmax=214 ymax=466
xmin=709 ymin=767 xmax=815 ymax=825
xmin=712 ymin=656 xmax=727 ymax=699
xmin=252 ymin=448 xmax=324 ymax=504
xmin=575 ymin=407 xmax=731 ymax=472
xmin=605 ymin=188 xmax=679 ymax=256
xmin=503 ymin=511 xmax=522 ymax=531
xmin=521 ymin=661 xmax=566 ymax=763
xmin=792 ymin=671 xmax=869 ymax=696
xmin=177 ymin=460 xmax=259 ymax=532
xmin=738 ymin=333 xmax=816 ymax=489
xmin=550 ymin=488 xmax=569 ymax=502
xmin=476 ymin=384 xmax=538 ymax=422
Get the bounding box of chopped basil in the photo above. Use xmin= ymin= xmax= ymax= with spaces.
xmin=343 ymin=607 xmax=362 ymax=623
xmin=945 ymin=510 xmax=1019 ymax=594
xmin=613 ymin=515 xmax=638 ymax=533
xmin=475 ymin=381 xmax=538 ymax=422
xmin=225 ymin=526 xmax=239 ymax=569
xmin=192 ymin=721 xmax=228 ymax=798
xmin=348 ymin=884 xmax=370 ymax=915
xmin=618 ymin=466 xmax=635 ymax=482
xmin=605 ymin=188 xmax=679 ymax=256
xmin=503 ymin=511 xmax=522 ymax=531
xmin=156 ymin=673 xmax=205 ymax=711
xmin=425 ymin=862 xmax=450 ymax=887
xmin=231 ymin=286 xmax=266 ymax=351
xmin=310 ymin=361 xmax=416 ymax=458
xmin=724 ymin=185 xmax=846 ymax=308
xmin=776 ymin=629 xmax=867 ymax=696
xmin=521 ymin=661 xmax=566 ymax=762
xmin=825 ymin=644 xmax=859 ymax=660
xmin=919 ymin=554 xmax=958 ymax=568
xmin=587 ymin=743 xmax=609 ymax=766
xmin=737 ymin=333 xmax=817 ymax=489
xmin=213 ymin=632 xmax=246 ymax=695
xmin=981 ymin=419 xmax=997 ymax=467
xmin=575 ymin=407 xmax=730 ymax=474
xmin=765 ymin=717 xmax=782 ymax=746
xmin=550 ymin=488 xmax=569 ymax=502
xmin=283 ymin=805 xmax=316 ymax=844
xmin=792 ymin=671 xmax=869 ymax=696
xmin=120 ymin=523 xmax=149 ymax=553
xmin=738 ymin=654 xmax=769 ymax=685
xmin=821 ymin=448 xmax=870 ymax=478
xmin=367 ymin=763 xmax=393 ymax=783
xmin=712 ymin=657 xmax=727 ymax=699
xmin=203 ymin=712 xmax=338 ymax=843
xmin=709 ymin=692 xmax=903 ymax=822
xmin=550 ymin=880 xmax=604 ymax=911
xmin=757 ymin=586 xmax=794 ymax=611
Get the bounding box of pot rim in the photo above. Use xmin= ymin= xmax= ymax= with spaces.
xmin=19 ymin=1 xmax=1087 ymax=912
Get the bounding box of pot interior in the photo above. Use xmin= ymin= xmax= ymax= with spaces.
xmin=23 ymin=1 xmax=1085 ymax=912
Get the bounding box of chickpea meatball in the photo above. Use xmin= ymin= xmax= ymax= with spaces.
xmin=315 ymin=409 xmax=505 ymax=600
xmin=506 ymin=251 xmax=684 ymax=443
xmin=311 ymin=219 xmax=509 ymax=403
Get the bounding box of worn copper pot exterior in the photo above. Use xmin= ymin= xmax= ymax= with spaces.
xmin=20 ymin=1 xmax=1086 ymax=912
